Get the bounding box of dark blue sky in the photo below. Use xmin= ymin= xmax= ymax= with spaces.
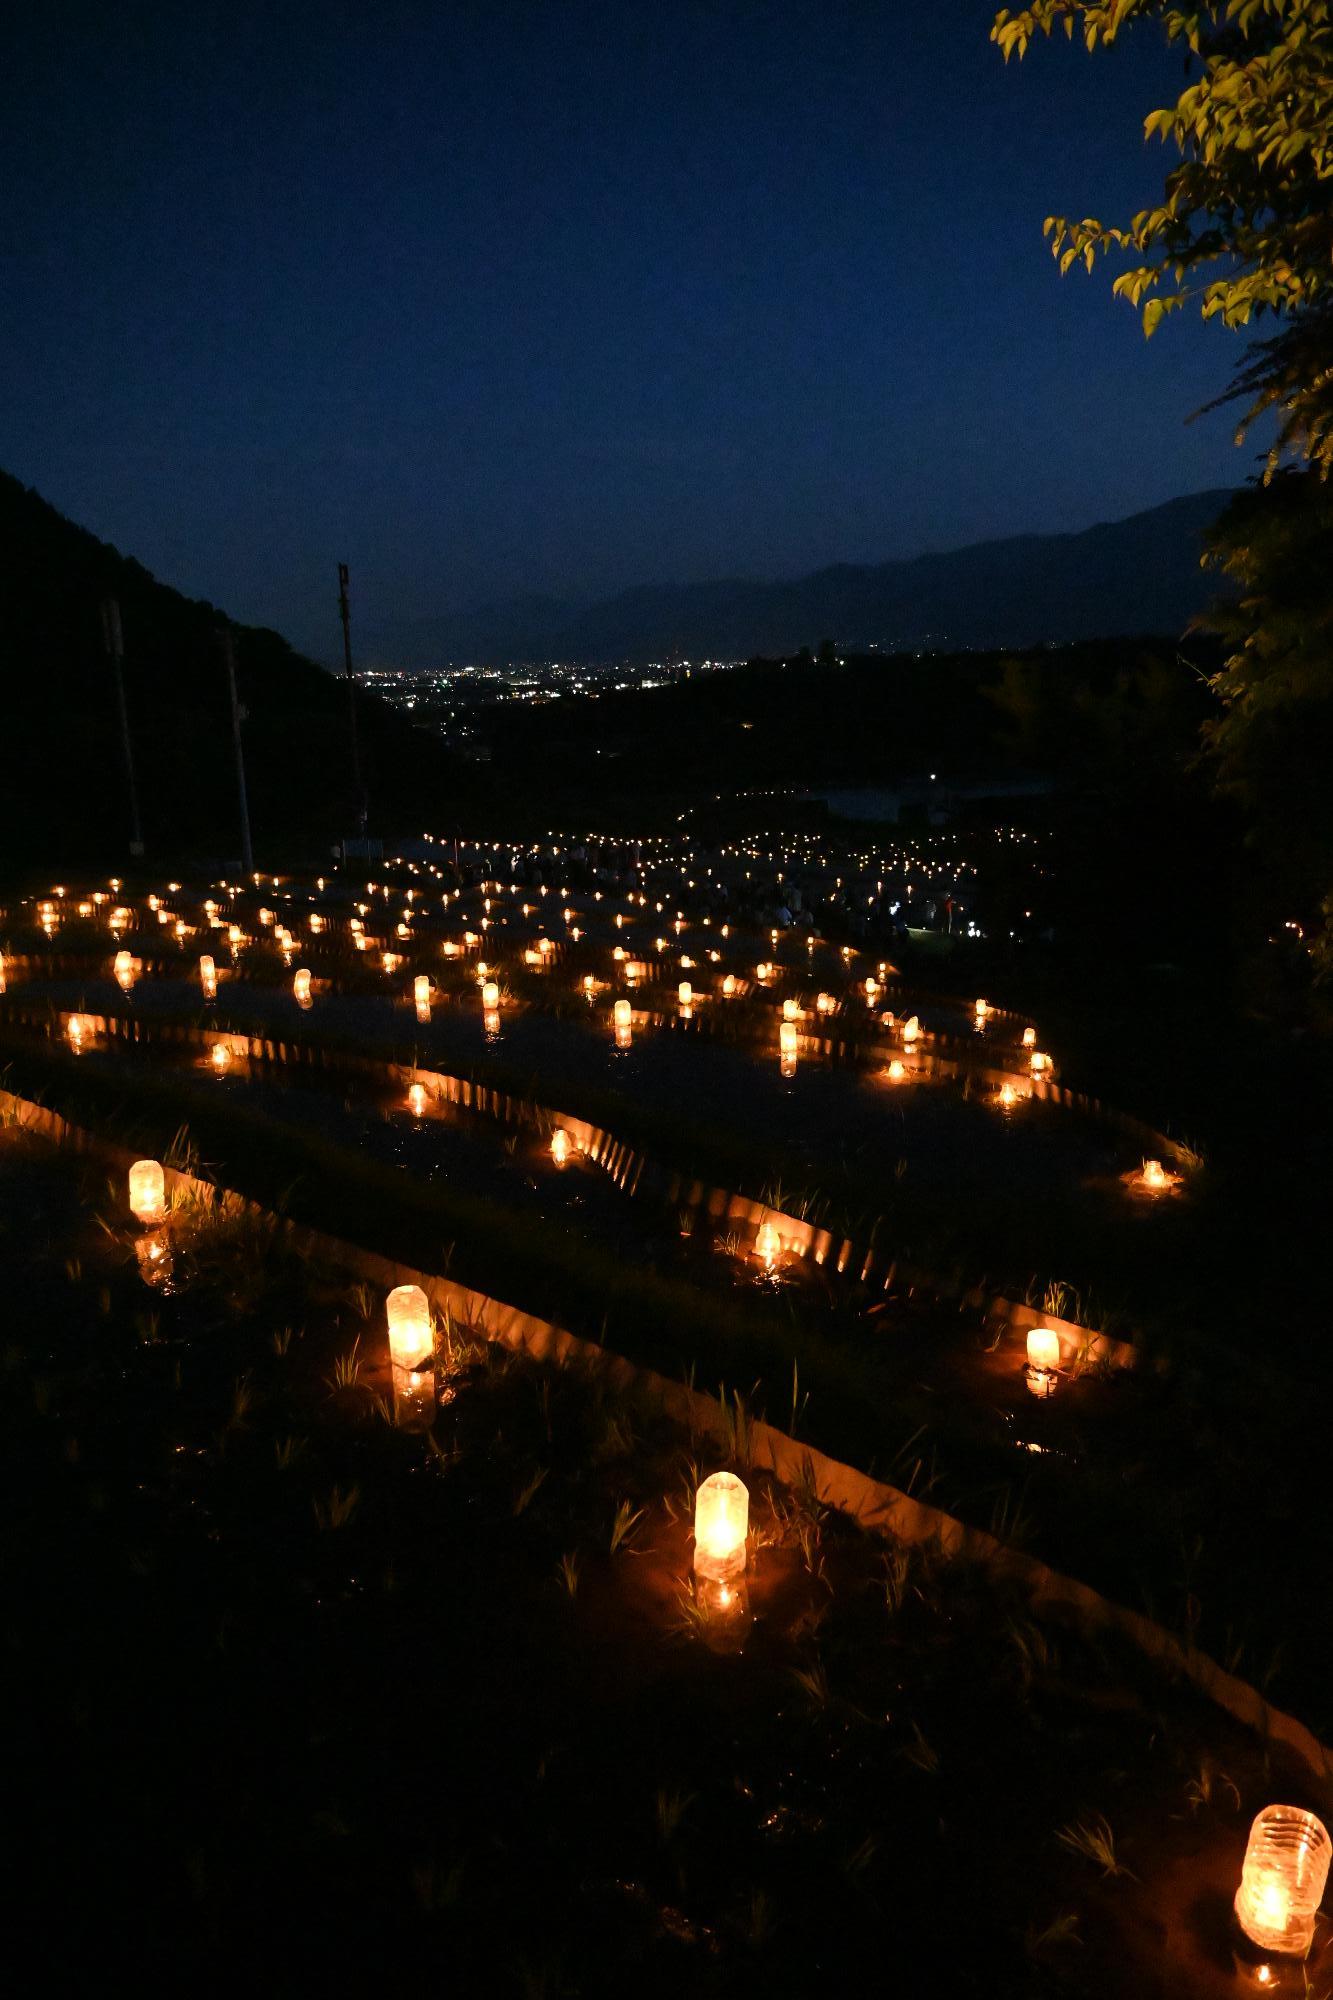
xmin=3 ymin=1 xmax=1259 ymax=658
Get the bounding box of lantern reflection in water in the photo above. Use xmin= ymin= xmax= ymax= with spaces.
xmin=1234 ymin=1806 xmax=1330 ymax=1959
xmin=135 ymin=1229 xmax=176 ymax=1292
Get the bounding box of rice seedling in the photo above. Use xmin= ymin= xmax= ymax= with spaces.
xmin=608 ymin=1498 xmax=645 ymax=1555
xmin=1055 ymin=1813 xmax=1135 ymax=1880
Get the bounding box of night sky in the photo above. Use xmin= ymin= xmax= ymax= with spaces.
xmin=3 ymin=1 xmax=1259 ymax=659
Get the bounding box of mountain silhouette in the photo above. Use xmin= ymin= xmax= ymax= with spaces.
xmin=362 ymin=488 xmax=1235 ymax=667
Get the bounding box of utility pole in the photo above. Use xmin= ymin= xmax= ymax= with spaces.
xmin=219 ymin=625 xmax=255 ymax=876
xmin=337 ymin=561 xmax=368 ymax=836
xmin=100 ymin=597 xmax=145 ymax=857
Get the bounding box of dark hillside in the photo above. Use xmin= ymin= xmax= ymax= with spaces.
xmin=0 ymin=470 xmax=462 ymax=875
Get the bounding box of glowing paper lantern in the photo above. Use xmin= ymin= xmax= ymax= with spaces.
xmin=128 ymin=1158 xmax=166 ymax=1226
xmin=414 ymin=973 xmax=431 ymax=1010
xmin=816 ymin=991 xmax=835 ymax=1015
xmin=408 ymin=1082 xmax=427 ymax=1117
xmin=722 ymin=973 xmax=736 ymax=997
xmin=293 ymin=968 xmax=312 ymax=1006
xmin=199 ymin=953 xmax=217 ymax=999
xmin=1234 ymin=1806 xmax=1330 ymax=1958
xmin=114 ymin=949 xmax=136 ymax=991
xmin=694 ymin=1472 xmax=749 ymax=1582
xmin=998 ymin=1082 xmax=1018 ymax=1109
xmin=678 ymin=980 xmax=693 ymax=1007
xmin=613 ymin=998 xmax=632 ymax=1028
xmin=211 ymin=1041 xmax=231 ymax=1073
xmin=385 ymin=1285 xmax=433 ymax=1380
xmin=1029 ymin=1049 xmax=1050 ymax=1074
xmin=887 ymin=1059 xmax=906 ymax=1082
xmin=902 ymin=1015 xmax=919 ymax=1045
xmin=1025 ymin=1326 xmax=1061 ymax=1397
xmin=551 ymin=1128 xmax=570 ymax=1167
xmin=782 ymin=997 xmax=799 ymax=1021
xmin=481 ymin=980 xmax=500 ymax=1010
xmin=1026 ymin=1328 xmax=1060 ymax=1372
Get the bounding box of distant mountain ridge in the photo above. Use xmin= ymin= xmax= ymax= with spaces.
xmin=363 ymin=488 xmax=1235 ymax=668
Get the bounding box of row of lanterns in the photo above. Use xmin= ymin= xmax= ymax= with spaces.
xmin=118 ymin=1153 xmax=1331 ymax=1964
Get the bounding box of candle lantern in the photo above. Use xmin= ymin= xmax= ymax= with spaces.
xmin=1234 ymin=1806 xmax=1330 ymax=1958
xmin=782 ymin=997 xmax=799 ymax=1021
xmin=199 ymin=953 xmax=217 ymax=999
xmin=722 ymin=973 xmax=736 ymax=997
xmin=887 ymin=1059 xmax=906 ymax=1082
xmin=902 ymin=1014 xmax=919 ymax=1044
xmin=694 ymin=1472 xmax=749 ymax=1582
xmin=114 ymin=949 xmax=136 ymax=991
xmin=481 ymin=980 xmax=500 ymax=1010
xmin=128 ymin=1158 xmax=167 ymax=1226
xmin=414 ymin=974 xmax=431 ymax=1009
xmin=678 ymin=980 xmax=693 ymax=1010
xmin=551 ymin=1128 xmax=571 ymax=1167
xmin=293 ymin=968 xmax=312 ymax=1006
xmin=1025 ymin=1326 xmax=1061 ymax=1397
xmin=1142 ymin=1158 xmax=1169 ymax=1191
xmin=385 ymin=1284 xmax=434 ymax=1372
xmin=756 ymin=1219 xmax=781 ymax=1270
